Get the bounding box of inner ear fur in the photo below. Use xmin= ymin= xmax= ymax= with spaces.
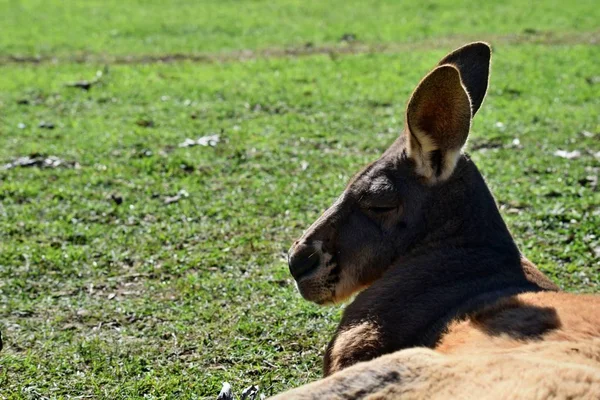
xmin=437 ymin=42 xmax=491 ymax=116
xmin=405 ymin=64 xmax=472 ymax=182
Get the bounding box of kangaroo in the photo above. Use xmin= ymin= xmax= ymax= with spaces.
xmin=275 ymin=43 xmax=600 ymax=399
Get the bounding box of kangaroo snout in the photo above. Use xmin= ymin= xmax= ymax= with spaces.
xmin=288 ymin=242 xmax=321 ymax=281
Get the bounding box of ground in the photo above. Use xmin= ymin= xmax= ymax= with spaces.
xmin=0 ymin=0 xmax=599 ymax=398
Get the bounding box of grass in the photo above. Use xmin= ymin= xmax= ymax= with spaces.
xmin=1 ymin=0 xmax=599 ymax=58
xmin=0 ymin=0 xmax=599 ymax=398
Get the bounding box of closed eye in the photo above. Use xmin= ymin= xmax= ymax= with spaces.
xmin=367 ymin=206 xmax=397 ymax=214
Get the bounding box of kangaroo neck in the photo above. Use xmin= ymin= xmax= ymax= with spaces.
xmin=340 ymin=246 xmax=554 ymax=355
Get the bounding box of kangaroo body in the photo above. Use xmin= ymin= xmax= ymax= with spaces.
xmin=274 ymin=292 xmax=600 ymax=399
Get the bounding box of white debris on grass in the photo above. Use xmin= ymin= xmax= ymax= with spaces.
xmin=179 ymin=134 xmax=220 ymax=148
xmin=554 ymin=149 xmax=581 ymax=159
xmin=217 ymin=382 xmax=233 ymax=400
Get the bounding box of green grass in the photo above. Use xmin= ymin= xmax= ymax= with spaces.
xmin=0 ymin=1 xmax=599 ymax=398
xmin=1 ymin=0 xmax=598 ymax=58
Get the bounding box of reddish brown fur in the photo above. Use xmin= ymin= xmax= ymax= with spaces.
xmin=273 ymin=293 xmax=600 ymax=399
xmin=280 ymin=42 xmax=599 ymax=398
xmin=273 ymin=337 xmax=600 ymax=399
xmin=437 ymin=291 xmax=600 ymax=355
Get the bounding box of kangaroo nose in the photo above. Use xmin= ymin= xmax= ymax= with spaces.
xmin=288 ymin=243 xmax=321 ymax=281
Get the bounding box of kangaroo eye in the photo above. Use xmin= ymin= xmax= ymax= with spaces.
xmin=367 ymin=206 xmax=397 ymax=214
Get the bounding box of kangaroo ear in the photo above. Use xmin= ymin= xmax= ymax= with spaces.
xmin=405 ymin=64 xmax=471 ymax=182
xmin=437 ymin=42 xmax=491 ymax=116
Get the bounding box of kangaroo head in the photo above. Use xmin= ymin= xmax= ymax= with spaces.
xmin=288 ymin=43 xmax=492 ymax=304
